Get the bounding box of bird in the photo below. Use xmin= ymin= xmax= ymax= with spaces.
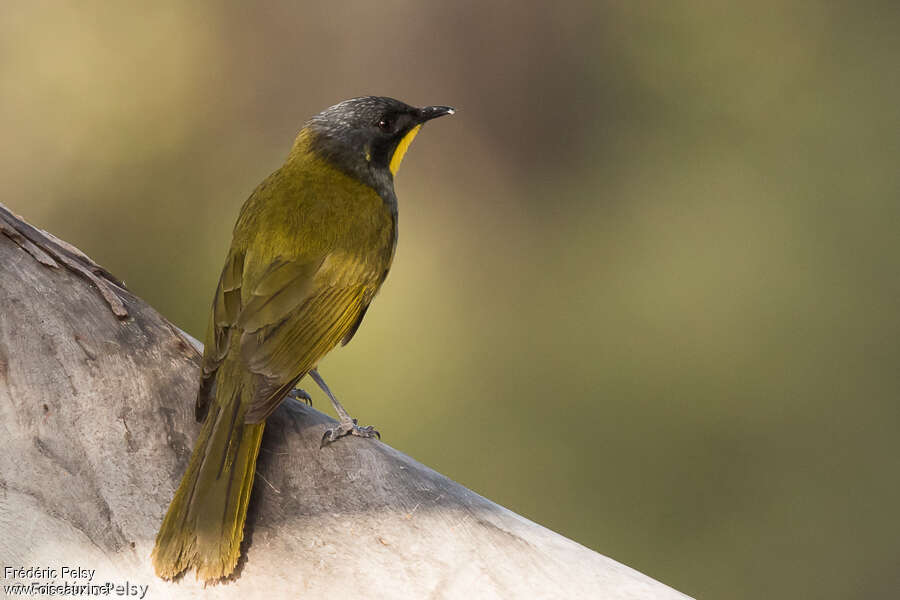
xmin=151 ymin=96 xmax=454 ymax=582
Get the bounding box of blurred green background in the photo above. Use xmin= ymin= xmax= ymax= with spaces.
xmin=3 ymin=2 xmax=899 ymax=598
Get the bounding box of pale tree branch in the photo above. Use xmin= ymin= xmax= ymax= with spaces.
xmin=0 ymin=203 xmax=691 ymax=599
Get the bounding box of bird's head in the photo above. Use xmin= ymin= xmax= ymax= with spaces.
xmin=296 ymin=96 xmax=454 ymax=196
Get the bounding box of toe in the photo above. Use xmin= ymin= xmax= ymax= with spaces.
xmin=351 ymin=425 xmax=380 ymax=439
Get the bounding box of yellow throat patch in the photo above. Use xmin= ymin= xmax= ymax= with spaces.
xmin=389 ymin=125 xmax=422 ymax=175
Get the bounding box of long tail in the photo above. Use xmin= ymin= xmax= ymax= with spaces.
xmin=152 ymin=359 xmax=264 ymax=582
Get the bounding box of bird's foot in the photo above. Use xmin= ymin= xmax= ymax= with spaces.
xmin=321 ymin=418 xmax=380 ymax=448
xmin=287 ymin=388 xmax=312 ymax=406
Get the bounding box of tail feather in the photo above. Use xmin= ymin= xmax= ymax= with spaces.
xmin=152 ymin=363 xmax=264 ymax=582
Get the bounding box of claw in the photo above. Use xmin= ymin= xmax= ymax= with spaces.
xmin=287 ymin=388 xmax=312 ymax=406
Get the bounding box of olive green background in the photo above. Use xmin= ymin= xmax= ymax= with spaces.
xmin=2 ymin=2 xmax=898 ymax=598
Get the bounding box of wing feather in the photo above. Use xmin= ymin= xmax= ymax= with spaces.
xmin=237 ymin=251 xmax=380 ymax=422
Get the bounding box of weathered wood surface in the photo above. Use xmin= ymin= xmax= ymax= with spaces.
xmin=0 ymin=204 xmax=692 ymax=599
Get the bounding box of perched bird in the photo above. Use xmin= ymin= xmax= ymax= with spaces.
xmin=152 ymin=97 xmax=454 ymax=582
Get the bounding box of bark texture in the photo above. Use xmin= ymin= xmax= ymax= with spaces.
xmin=0 ymin=204 xmax=691 ymax=599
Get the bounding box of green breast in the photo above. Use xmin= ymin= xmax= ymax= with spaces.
xmin=234 ymin=134 xmax=397 ymax=279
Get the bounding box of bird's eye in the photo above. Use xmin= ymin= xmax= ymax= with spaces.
xmin=377 ymin=117 xmax=393 ymax=132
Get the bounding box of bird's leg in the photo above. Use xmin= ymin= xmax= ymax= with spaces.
xmin=286 ymin=387 xmax=312 ymax=406
xmin=308 ymin=368 xmax=380 ymax=447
